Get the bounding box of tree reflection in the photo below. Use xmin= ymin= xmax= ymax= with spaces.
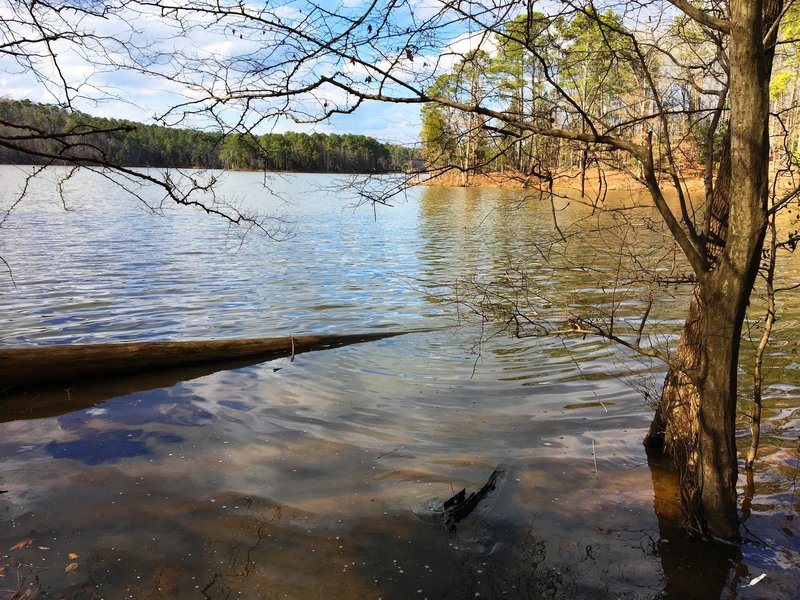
xmin=648 ymin=452 xmax=742 ymax=599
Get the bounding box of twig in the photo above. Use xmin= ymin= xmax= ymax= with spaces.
xmin=559 ymin=338 xmax=608 ymax=413
xmin=746 ymin=207 xmax=777 ymax=470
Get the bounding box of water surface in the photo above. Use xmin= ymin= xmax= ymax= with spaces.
xmin=0 ymin=167 xmax=798 ymax=599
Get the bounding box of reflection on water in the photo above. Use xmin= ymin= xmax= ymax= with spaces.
xmin=0 ymin=167 xmax=798 ymax=598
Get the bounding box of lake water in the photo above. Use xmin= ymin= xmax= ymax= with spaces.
xmin=0 ymin=166 xmax=798 ymax=599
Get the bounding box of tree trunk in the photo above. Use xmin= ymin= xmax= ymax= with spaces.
xmin=645 ymin=0 xmax=777 ymax=541
xmin=644 ymin=131 xmax=731 ymax=457
xmin=645 ymin=124 xmax=731 ymax=451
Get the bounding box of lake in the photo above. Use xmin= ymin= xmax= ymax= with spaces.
xmin=0 ymin=166 xmax=798 ymax=599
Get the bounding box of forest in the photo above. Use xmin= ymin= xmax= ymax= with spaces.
xmin=0 ymin=99 xmax=419 ymax=173
xmin=419 ymin=8 xmax=800 ymax=186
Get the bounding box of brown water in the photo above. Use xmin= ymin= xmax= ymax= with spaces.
xmin=0 ymin=167 xmax=798 ymax=599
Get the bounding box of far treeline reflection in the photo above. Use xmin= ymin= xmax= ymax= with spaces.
xmin=0 ymin=98 xmax=421 ymax=173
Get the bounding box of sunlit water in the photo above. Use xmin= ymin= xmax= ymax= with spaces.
xmin=0 ymin=166 xmax=798 ymax=599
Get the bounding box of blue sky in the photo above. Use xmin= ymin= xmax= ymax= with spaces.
xmin=0 ymin=0 xmax=479 ymax=145
xmin=0 ymin=0 xmax=516 ymax=146
xmin=0 ymin=51 xmax=425 ymax=146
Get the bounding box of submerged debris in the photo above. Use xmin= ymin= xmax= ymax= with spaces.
xmin=442 ymin=468 xmax=502 ymax=532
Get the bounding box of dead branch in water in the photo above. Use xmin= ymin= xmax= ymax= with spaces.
xmin=443 ymin=468 xmax=503 ymax=532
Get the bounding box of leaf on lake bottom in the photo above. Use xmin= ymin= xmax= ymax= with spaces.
xmin=0 ymin=565 xmax=6 ymax=578
xmin=65 ymin=562 xmax=78 ymax=573
xmin=9 ymin=538 xmax=32 ymax=551
xmin=67 ymin=552 xmax=78 ymax=559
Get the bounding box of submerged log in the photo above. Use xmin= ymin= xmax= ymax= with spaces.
xmin=0 ymin=330 xmax=424 ymax=390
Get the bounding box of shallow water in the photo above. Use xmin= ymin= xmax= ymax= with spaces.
xmin=0 ymin=166 xmax=798 ymax=599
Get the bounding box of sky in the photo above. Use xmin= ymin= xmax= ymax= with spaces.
xmin=1 ymin=1 xmax=679 ymax=145
xmin=0 ymin=0 xmax=472 ymax=144
xmin=0 ymin=0 xmax=496 ymax=146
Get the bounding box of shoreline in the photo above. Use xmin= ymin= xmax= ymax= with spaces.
xmin=418 ymin=167 xmax=706 ymax=194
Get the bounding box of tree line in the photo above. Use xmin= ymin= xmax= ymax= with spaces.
xmin=420 ymin=7 xmax=800 ymax=189
xmin=0 ymin=99 xmax=419 ymax=173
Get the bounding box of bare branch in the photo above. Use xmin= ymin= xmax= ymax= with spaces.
xmin=667 ymin=0 xmax=731 ymax=32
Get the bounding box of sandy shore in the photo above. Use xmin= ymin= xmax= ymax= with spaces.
xmin=419 ymin=167 xmax=706 ymax=194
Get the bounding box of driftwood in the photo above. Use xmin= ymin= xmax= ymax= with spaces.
xmin=0 ymin=330 xmax=423 ymax=389
xmin=443 ymin=468 xmax=502 ymax=532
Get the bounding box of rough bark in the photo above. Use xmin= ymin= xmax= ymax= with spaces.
xmin=645 ymin=141 xmax=731 ymax=455
xmin=696 ymin=0 xmax=773 ymax=541
xmin=645 ymin=0 xmax=779 ymax=541
xmin=644 ymin=138 xmax=731 ymax=530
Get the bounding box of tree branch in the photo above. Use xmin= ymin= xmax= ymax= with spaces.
xmin=667 ymin=0 xmax=731 ymax=32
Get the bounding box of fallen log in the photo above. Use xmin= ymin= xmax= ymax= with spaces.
xmin=0 ymin=330 xmax=425 ymax=390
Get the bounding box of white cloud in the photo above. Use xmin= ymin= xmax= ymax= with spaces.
xmin=0 ymin=0 xmax=430 ymax=143
xmin=441 ymin=30 xmax=498 ymax=64
xmin=407 ymin=0 xmax=447 ymax=21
